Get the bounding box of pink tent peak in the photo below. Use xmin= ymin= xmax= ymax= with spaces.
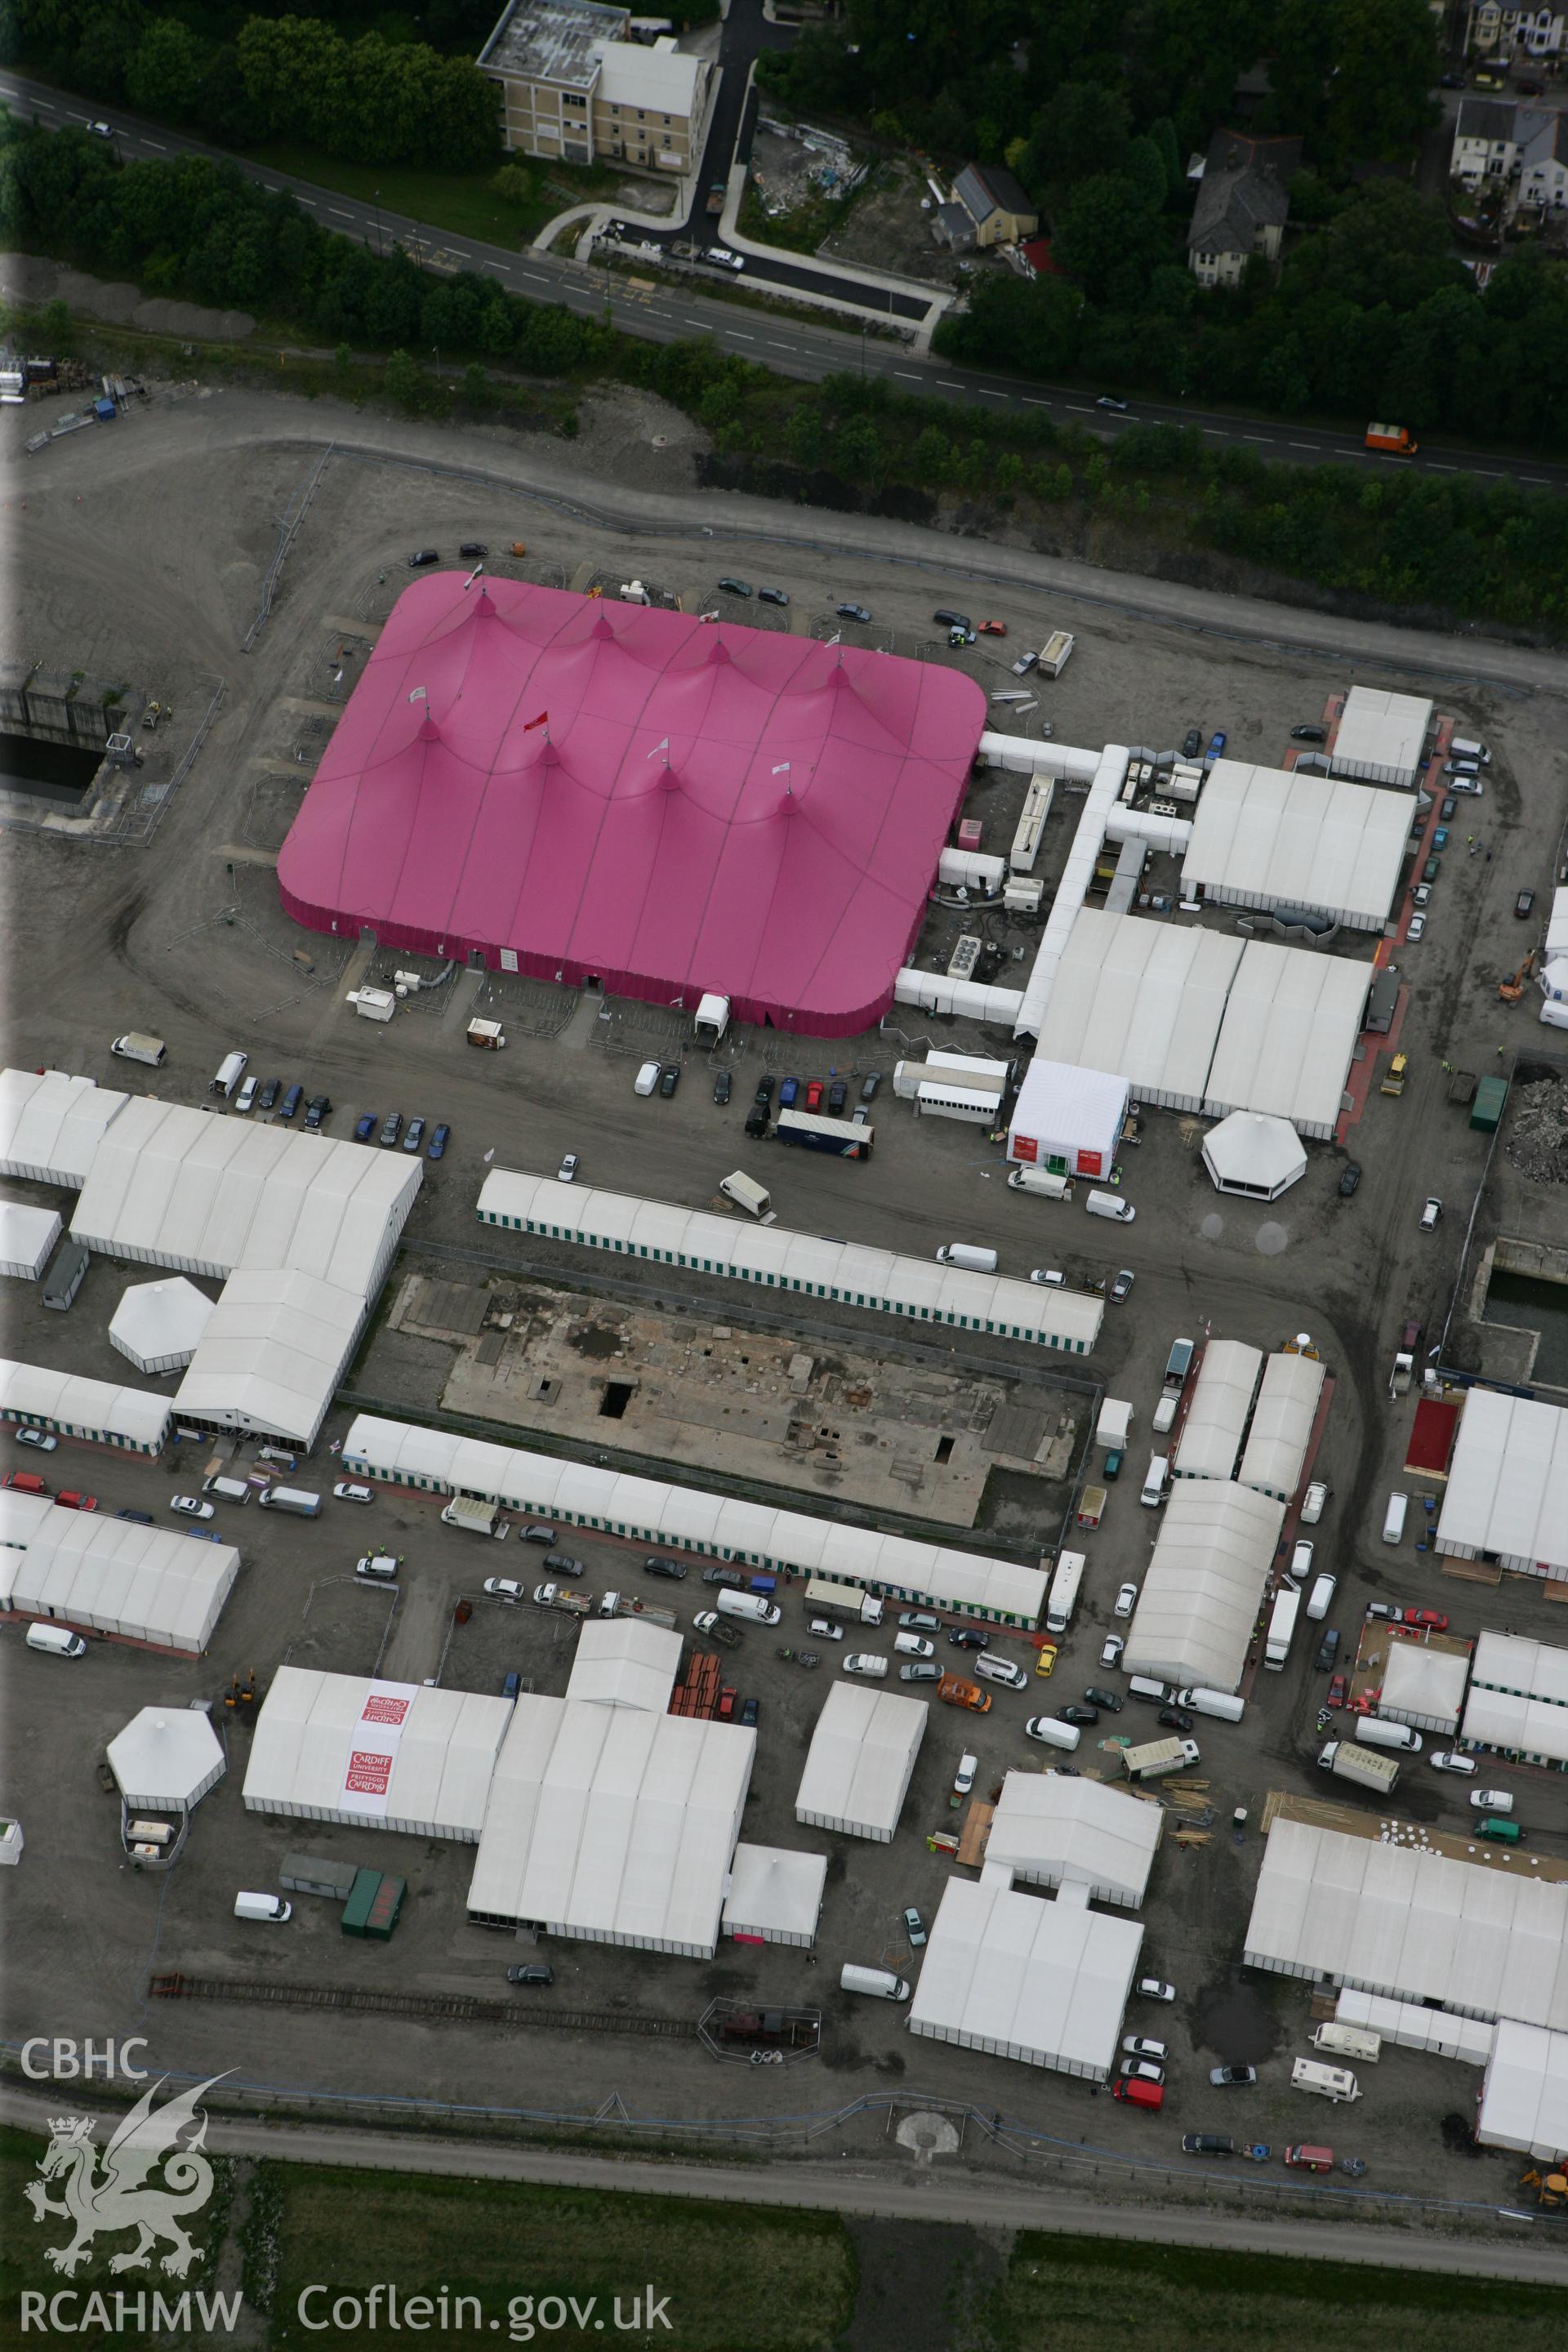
xmin=277 ymin=574 xmax=987 ymax=1037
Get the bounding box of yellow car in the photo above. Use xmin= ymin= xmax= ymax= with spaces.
xmin=1034 ymin=1644 xmax=1058 ymax=1678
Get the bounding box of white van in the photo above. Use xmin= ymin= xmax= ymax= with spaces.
xmin=110 ymin=1033 xmax=167 ymax=1067
xmin=1178 ymin=1688 xmax=1246 ymax=1723
xmin=842 ymin=1653 xmax=889 ymax=1678
xmin=840 ymin=1963 xmax=910 ymax=2002
xmin=26 ymin=1621 xmax=87 ymax=1658
xmin=1024 ymin=1713 xmax=1080 ymax=1751
xmin=1139 ymin=1454 xmax=1169 ymax=1508
xmin=1085 ymin=1189 xmax=1135 ymax=1223
xmin=1352 ymin=1717 xmax=1423 ymax=1753
xmin=1449 ymin=737 xmax=1489 ymax=765
xmin=1127 ymin=1675 xmax=1175 ymax=1705
xmin=719 ymin=1171 xmax=775 ymax=1223
xmin=203 ymin=1476 xmax=252 ymax=1507
xmin=208 ymin=1050 xmax=247 ymax=1098
xmin=633 ymin=1060 xmax=661 ymax=1096
xmin=1382 ymin=1490 xmax=1408 ymax=1544
xmin=257 ymin=1487 xmax=322 ymax=1517
xmin=1007 ymin=1166 xmax=1072 ymax=1200
xmin=1306 ymin=1573 xmax=1337 ymax=1622
xmin=1300 ymin=1481 xmax=1330 ymax=1524
xmin=715 ymin=1588 xmax=782 ymax=1626
xmin=1152 ymin=1392 xmax=1178 ymax=1436
xmin=936 ymin=1243 xmax=999 ymax=1272
xmin=973 ymin=1652 xmax=1027 ymax=1690
xmin=234 ymin=1891 xmax=292 ymax=1923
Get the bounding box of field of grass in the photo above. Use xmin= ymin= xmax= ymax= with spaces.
xmin=1 ymin=2123 xmax=234 ymax=2315
xmin=987 ymin=2233 xmax=1568 ymax=2351
xmin=249 ymin=143 xmax=621 ymax=250
xmin=247 ymin=2160 xmax=856 ymax=2349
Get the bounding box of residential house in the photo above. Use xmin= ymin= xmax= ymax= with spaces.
xmin=1464 ymin=2 xmax=1563 ymax=59
xmin=478 ymin=0 xmax=713 ymax=176
xmin=1452 ymin=96 xmax=1568 ymax=211
xmin=948 ymin=164 xmax=1038 ymax=248
xmin=1187 ymin=130 xmax=1302 ymax=289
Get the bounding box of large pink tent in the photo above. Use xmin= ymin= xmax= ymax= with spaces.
xmin=277 ymin=578 xmax=986 ymax=1036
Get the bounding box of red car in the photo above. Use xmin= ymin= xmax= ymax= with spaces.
xmin=3 ymin=1470 xmax=49 ymax=1495
xmin=1326 ymin=1673 xmax=1347 ymax=1708
xmin=1403 ymin=1607 xmax=1449 ymax=1633
xmin=717 ymin=1687 xmax=737 ymax=1720
xmin=56 ymin=1491 xmax=99 ymax=1512
xmin=978 ymin=619 xmax=1007 ymax=637
xmin=804 ymin=1080 xmax=825 ymax=1111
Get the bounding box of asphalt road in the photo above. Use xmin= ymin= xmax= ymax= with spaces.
xmin=2 ymin=2087 xmax=1561 ymax=2282
xmin=7 ymin=67 xmax=1566 ymax=492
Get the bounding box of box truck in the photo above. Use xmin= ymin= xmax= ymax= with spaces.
xmin=804 ymin=1577 xmax=883 ymax=1625
xmin=1365 ymin=422 xmax=1417 ymax=455
xmin=441 ymin=1495 xmax=503 ymax=1537
xmin=1121 ymin=1736 xmax=1201 ymax=1783
xmin=1045 ymin=1549 xmax=1085 ymax=1635
xmin=1263 ymin=1584 xmax=1300 ymax=1670
xmin=1317 ymin=1740 xmax=1400 ymax=1797
xmin=110 ymin=1032 xmax=167 ymax=1066
xmin=719 ymin=1171 xmax=775 ymax=1222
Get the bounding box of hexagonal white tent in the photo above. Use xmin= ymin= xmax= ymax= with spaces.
xmin=109 ymin=1277 xmax=215 ymax=1375
xmin=107 ymin=1707 xmax=225 ymax=1811
xmin=1200 ymin=1111 xmax=1307 ymax=1201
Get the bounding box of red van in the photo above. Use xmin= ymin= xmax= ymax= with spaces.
xmin=2 ymin=1471 xmax=49 ymax=1496
xmin=1283 ymin=2144 xmax=1334 ymax=2172
xmin=1111 ymin=2077 xmax=1164 ymax=2112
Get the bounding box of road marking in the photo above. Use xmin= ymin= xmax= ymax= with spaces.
xmin=520 ymin=272 xmax=551 ymax=285
xmin=1203 ymin=428 xmax=1225 ymax=436
xmin=894 ymin=371 xmax=920 ymax=381
xmin=1521 ymin=475 xmax=1548 ymax=485
xmin=1243 ymin=434 xmax=1269 ymax=443
xmin=1289 ymin=441 xmax=1316 ymax=449
xmin=261 ymin=184 xmax=279 ymax=193
xmin=142 ymin=137 xmax=166 ymax=149
xmin=1066 ymin=404 xmax=1094 ymax=414
xmin=937 ymin=381 xmax=963 ymax=390
xmin=771 ymin=340 xmax=796 ymax=351
xmin=328 ymin=206 xmax=354 ymax=218
xmin=977 ymin=387 xmax=1005 ymax=399
xmin=480 ymin=258 xmax=511 ymax=273
xmin=1022 ymin=397 xmax=1051 ymax=407
xmin=1429 ymin=461 xmax=1457 ymax=471
xmin=727 ymin=329 xmax=755 ymax=340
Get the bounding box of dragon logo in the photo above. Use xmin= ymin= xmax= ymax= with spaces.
xmin=24 ymin=2074 xmax=227 ymax=2277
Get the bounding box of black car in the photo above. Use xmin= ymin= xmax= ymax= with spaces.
xmin=380 ymin=1111 xmax=403 ymax=1147
xmin=933 ymin=608 xmax=973 ymax=632
xmin=459 ymin=540 xmax=488 ymax=558
xmin=1339 ymin=1162 xmax=1361 ymax=1197
xmin=739 ymin=1696 xmax=760 ymax=1726
xmin=1290 ymin=724 xmax=1328 ymax=743
xmin=1441 ymin=795 xmax=1456 ymax=821
xmin=713 ymin=1071 xmax=732 ymax=1106
xmin=1159 ymin=1706 xmax=1195 ymax=1734
xmin=826 ymin=1080 xmax=847 ymax=1114
xmin=744 ymin=1107 xmax=768 ymax=1139
xmin=279 ymin=1083 xmax=304 ymax=1120
xmin=256 ymin=1076 xmax=281 ymax=1111
xmin=1182 ymin=2134 xmax=1236 ymax=2157
xmin=947 ymin=1628 xmax=989 ymax=1650
xmin=835 ymin=602 xmax=871 ymax=623
xmin=408 ymin=548 xmax=439 ymax=566
xmin=860 ymin=1072 xmax=881 ymax=1102
xmin=658 ymin=1062 xmax=680 ymax=1098
xmin=115 ymin=1508 xmax=154 ymax=1525
xmin=303 ymin=1094 xmax=332 ymax=1131
xmin=1516 ymin=889 xmax=1536 ymax=919
xmin=717 ymin=577 xmax=753 ymax=597
xmin=644 ymin=1556 xmax=687 ymax=1580
xmin=1423 ymin=855 xmax=1441 ymax=883
xmin=1058 ymin=1704 xmax=1099 ymax=1726
xmin=758 ymin=586 xmax=790 ymax=608
xmin=754 ymin=1076 xmax=775 ymax=1108
xmin=1082 ymin=1686 xmax=1123 ymax=1713
xmin=507 ymin=1964 xmax=554 ymax=1987
xmin=703 ymin=1566 xmax=745 ymax=1588
xmin=1315 ymin=1628 xmax=1340 ymax=1673
xmin=1181 ymin=727 xmax=1203 ymax=760
xmin=1440 ymin=70 xmax=1465 ymax=87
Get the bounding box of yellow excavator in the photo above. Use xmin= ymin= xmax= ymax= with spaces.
xmin=1517 ymin=2167 xmax=1568 ymax=2209
xmin=1499 ymin=950 xmax=1537 ymax=1004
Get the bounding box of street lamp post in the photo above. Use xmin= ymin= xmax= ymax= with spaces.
xmin=373 ymin=188 xmax=383 ymax=256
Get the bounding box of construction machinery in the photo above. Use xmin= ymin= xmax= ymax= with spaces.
xmin=1517 ymin=2167 xmax=1568 ymax=2210
xmin=1499 ymin=950 xmax=1537 ymax=1003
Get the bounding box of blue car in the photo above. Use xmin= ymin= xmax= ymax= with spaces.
xmin=778 ymin=1076 xmax=800 ymax=1108
xmin=354 ymin=1111 xmax=377 ymax=1143
xmin=427 ymin=1123 xmax=450 ymax=1160
xmin=278 ymin=1083 xmax=304 ymax=1120
xmin=1432 ymin=826 xmax=1449 ymax=850
xmin=1205 ymin=730 xmax=1227 ymax=763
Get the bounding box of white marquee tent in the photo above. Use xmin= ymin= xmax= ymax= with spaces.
xmin=987 ymin=1771 xmax=1161 ymax=1909
xmin=1 ymin=1358 xmax=170 ymax=1454
xmin=1122 ymin=1480 xmax=1284 ymax=1692
xmin=1378 ymin=1639 xmax=1470 ymax=1736
xmin=1330 ymin=686 xmax=1433 ymax=788
xmin=1006 ymin=1060 xmax=1128 ymax=1180
xmin=109 ymin=1276 xmax=214 ymax=1375
xmin=1236 ymin=1350 xmax=1325 ymax=1503
xmin=1462 ymin=1631 xmax=1568 ymax=1766
xmin=1202 ymin=942 xmax=1371 ymax=1140
xmin=0 ymin=1202 xmax=62 ymax=1281
xmin=795 ymin=1682 xmax=926 ymax=1842
xmin=0 ymin=1068 xmax=127 ymax=1187
xmin=172 ymin=1269 xmax=365 ymax=1448
xmin=243 ymin=1668 xmax=513 ymax=1841
xmin=1174 ymin=1340 xmax=1263 ymax=1482
xmin=722 ymin=1843 xmax=827 ymax=1948
xmin=1436 ymin=1389 xmax=1568 ymax=1582
xmin=344 ymin=1414 xmax=1049 ymax=1628
xmin=466 ymin=1696 xmax=754 ymax=1956
xmin=908 ymin=1873 xmax=1143 ymax=2078
xmin=476 ymin=1171 xmax=1102 ymax=1358
xmin=1180 ymin=760 xmax=1412 ymax=929
xmin=1200 ymin=1112 xmax=1307 ymax=1201
xmin=107 ymin=1706 xmax=225 ymax=1811
xmin=1243 ymin=1814 xmax=1568 ymax=2027
xmin=566 ymin=1618 xmax=683 ymax=1713
xmin=1 ymin=1504 xmax=238 ymax=1652
xmin=1477 ymin=2020 xmax=1568 ymax=2163
xmin=1032 ymin=911 xmax=1243 ymax=1113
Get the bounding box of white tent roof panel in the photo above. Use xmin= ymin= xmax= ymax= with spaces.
xmin=1200 ymin=1111 xmax=1307 ymax=1197
xmin=1175 ymin=1340 xmax=1263 ymax=1481
xmin=1006 ymin=1058 xmax=1127 ymax=1169
xmin=1 ymin=1358 xmax=172 ymax=1452
xmin=987 ymin=1771 xmax=1161 ymax=1909
xmin=1379 ymin=1640 xmax=1469 ymax=1735
xmin=1331 ymin=686 xmax=1433 ymax=786
xmin=1462 ymin=1686 xmax=1568 ymax=1767
xmin=1477 ymin=2020 xmax=1568 ymax=2162
xmin=243 ymin=1666 xmax=512 ymax=1841
xmin=172 ymin=1269 xmax=363 ymax=1447
xmin=344 ymin=1414 xmax=1048 ymax=1627
xmin=466 ymin=1696 xmax=754 ymax=1953
xmin=0 ymin=1202 xmax=62 ymax=1279
xmin=908 ymin=1876 xmax=1143 ymax=2077
xmin=107 ymin=1706 xmax=225 ymax=1810
xmin=1180 ymin=760 xmax=1411 ymax=925
xmin=109 ymin=1276 xmax=215 ymax=1373
xmin=1436 ymin=1389 xmax=1568 ymax=1575
xmin=794 ymin=1682 xmax=926 ymax=1842
xmin=722 ymin=1842 xmax=827 ymax=1944
xmin=1204 ymin=942 xmax=1370 ymax=1138
xmin=1236 ymin=1351 xmax=1325 ymax=1499
xmin=1123 ymin=1479 xmax=1283 ymax=1692
xmin=1032 ymin=910 xmax=1241 ymax=1107
xmin=0 ymin=1068 xmax=128 ymax=1186
xmin=1 ymin=1504 xmax=238 ymax=1651
xmin=566 ymin=1618 xmax=683 ymax=1713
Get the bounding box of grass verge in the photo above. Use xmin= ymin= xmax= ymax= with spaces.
xmin=248 ymin=142 xmax=624 ymax=250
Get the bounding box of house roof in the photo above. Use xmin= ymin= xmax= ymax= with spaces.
xmin=954 ymin=164 xmax=1035 ymax=225
xmin=1517 ymin=108 xmax=1568 ymax=171
xmin=1189 ymin=160 xmax=1291 ymax=256
xmin=1204 ymin=129 xmax=1303 ymax=179
xmin=1455 ymin=97 xmax=1523 ymax=145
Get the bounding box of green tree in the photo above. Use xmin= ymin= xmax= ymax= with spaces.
xmin=384 ymin=346 xmax=421 ymax=410
xmin=835 ymin=412 xmax=889 ymax=494
xmin=1017 ymin=81 xmax=1129 ymax=205
xmin=126 ymin=20 xmax=207 ymax=122
xmin=42 ymin=294 xmax=74 ymax=350
xmin=462 ymin=360 xmax=489 ymax=408
xmin=1122 ymin=132 xmax=1169 ymax=213
xmin=1320 ymin=0 xmax=1440 ymax=167
xmin=492 ymin=161 xmax=536 ymax=207
xmin=912 ymin=423 xmax=952 ymax=483
xmin=1053 ymin=173 xmax=1163 ymax=304
xmin=785 ymin=401 xmax=825 ymax=467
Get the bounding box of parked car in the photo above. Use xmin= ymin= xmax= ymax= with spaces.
xmin=168 ymin=1496 xmax=214 ymax=1519
xmin=354 ymin=1111 xmax=377 ymax=1143
xmin=740 ymin=1696 xmax=760 ymax=1727
xmin=1113 ymin=1582 xmax=1138 ymax=1619
xmin=860 ymin=1071 xmax=881 ymax=1102
xmin=1339 ymin=1163 xmax=1361 ymax=1197
xmin=256 ymin=1077 xmax=282 ymax=1111
xmin=1432 ymin=827 xmax=1450 ymax=851
xmin=333 ymin=1482 xmax=374 ymax=1504
xmin=379 ymin=1111 xmax=403 ymax=1147
xmin=896 ymin=1634 xmax=935 ymax=1659
xmin=835 ymin=603 xmax=871 ymax=623
xmin=483 ymin=1579 xmax=525 ymax=1602
xmin=408 ymin=547 xmax=439 ymax=567
xmin=717 ymin=577 xmax=753 ymax=597
xmin=1289 ymin=1540 xmax=1313 ymax=1581
xmin=1030 ymin=1268 xmax=1067 ymax=1287
xmin=1291 ymin=724 xmax=1327 ymax=743
xmin=901 ymin=1662 xmax=942 ymax=1683
xmin=1124 ymin=2036 xmax=1168 ymax=2061
xmin=303 ymin=1094 xmax=331 ymax=1131
xmin=1159 ymin=1707 xmax=1195 ymax=1733
xmin=1423 ymin=857 xmax=1441 ymax=883
xmin=1470 ymin=1789 xmax=1513 ymax=1811
xmin=658 ymin=1062 xmax=680 ymax=1098
xmin=933 ymin=608 xmax=972 ymax=633
xmin=1430 ymin=1750 xmax=1477 ymax=1775
xmin=1365 ymin=1601 xmax=1400 ymax=1622
xmin=635 ymin=1061 xmax=661 ymax=1096
xmin=1120 ymin=2058 xmax=1165 ymax=2084
xmin=1181 ymin=727 xmax=1203 ymax=760
xmin=1100 ymin=1634 xmax=1125 ymax=1670
xmin=904 ymin=1905 xmax=928 ymax=1949
xmin=1110 ymin=1269 xmax=1135 ymax=1303
xmin=827 ymin=1080 xmax=848 ymax=1115
xmin=521 ymin=1524 xmax=556 ymax=1544
xmin=278 ymin=1084 xmax=304 ymax=1120
xmin=1315 ymin=1629 xmax=1340 ymax=1673
xmin=758 ymin=586 xmax=789 ymax=607
xmin=428 ymin=1123 xmax=450 ymax=1159
xmin=804 ymin=1080 xmax=824 ymax=1111
xmin=354 ymin=1554 xmax=399 ymax=1582
xmin=1420 ymin=1196 xmax=1443 ymax=1231
xmin=1516 ymin=889 xmax=1536 ymax=919
xmin=1206 ymin=730 xmax=1227 ymax=760
xmin=507 ymin=1964 xmax=554 ymax=1986
xmin=235 ymin=1075 xmax=258 ymax=1113
xmin=1441 ymin=795 xmax=1456 ymax=821
xmin=954 ymin=1753 xmax=978 ymax=1796
xmin=947 ymin=1628 xmax=988 ymax=1650
xmin=558 ymin=1152 xmax=579 ymax=1183
xmin=754 ymin=1076 xmax=776 ymax=1109
xmin=778 ymin=1076 xmax=800 ymax=1108
xmin=807 ymin=1617 xmax=844 ymax=1642
xmin=14 ymin=1429 xmax=56 ymax=1452
xmin=704 ymin=247 xmax=745 ymax=271
xmin=1012 ymin=650 xmax=1038 ymax=677
xmin=1057 ymin=1705 xmax=1099 ymax=1726
xmin=1082 ymin=1686 xmax=1123 ymax=1713
xmin=713 ymin=1071 xmax=731 ymax=1106
xmin=459 ymin=541 xmax=488 ymax=559
xmin=1032 ymin=1646 xmax=1055 ymax=1677
xmin=1412 ymin=883 xmax=1432 ymax=907
xmin=1403 ymin=1606 xmax=1449 ymax=1632
xmin=1408 ymin=914 xmax=1426 ymax=941
xmin=1209 ymin=2066 xmax=1257 ymax=2088
xmin=900 ymin=1612 xmax=940 ymax=1633
xmin=56 ymin=1491 xmax=97 ymax=1512
xmin=1183 ymin=2134 xmax=1236 ymax=2156
xmin=978 ymin=620 xmax=1007 ymax=636
xmin=643 ymin=1556 xmax=687 ymax=1580
xmin=402 ymin=1117 xmax=425 ymax=1153
xmin=1326 ymin=1673 xmax=1347 ymax=1707
xmin=1138 ymin=1978 xmax=1177 ymax=2002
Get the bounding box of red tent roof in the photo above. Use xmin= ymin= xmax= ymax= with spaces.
xmin=278 ymin=579 xmax=985 ymax=1036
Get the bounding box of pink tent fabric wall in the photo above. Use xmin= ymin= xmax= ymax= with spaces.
xmin=277 ymin=578 xmax=986 ymax=1036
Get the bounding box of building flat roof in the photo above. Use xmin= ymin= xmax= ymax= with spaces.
xmin=479 ymin=0 xmax=627 ymax=88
